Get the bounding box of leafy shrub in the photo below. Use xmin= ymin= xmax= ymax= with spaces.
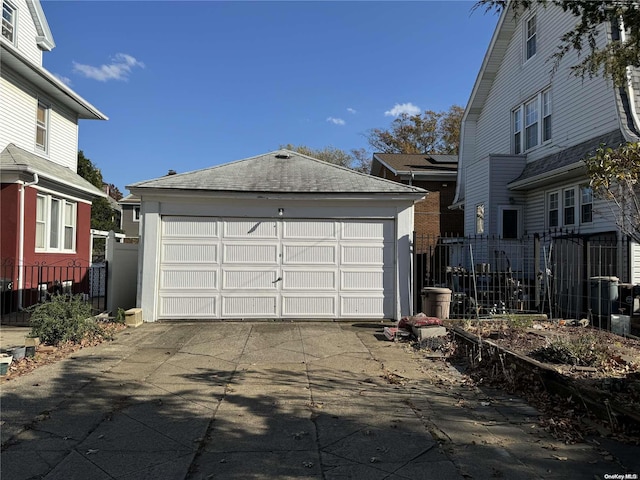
xmin=115 ymin=307 xmax=126 ymax=324
xmin=29 ymin=294 xmax=100 ymax=345
xmin=531 ymin=334 xmax=608 ymax=367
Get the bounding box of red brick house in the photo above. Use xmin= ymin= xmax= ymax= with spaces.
xmin=370 ymin=154 xmax=463 ymax=237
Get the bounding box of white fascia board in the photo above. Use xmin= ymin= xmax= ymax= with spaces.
xmin=0 ymin=44 xmax=107 ymax=120
xmin=26 ymin=0 xmax=55 ymax=51
xmin=127 ymin=187 xmax=426 ymax=203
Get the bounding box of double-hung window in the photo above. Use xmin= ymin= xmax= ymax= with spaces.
xmin=581 ymin=186 xmax=593 ymax=223
xmin=512 ymin=89 xmax=551 ymax=153
xmin=524 ymin=99 xmax=538 ymax=150
xmin=542 ymin=90 xmax=552 ymax=142
xmin=564 ymin=189 xmax=576 ymax=226
xmin=133 ymin=206 xmax=140 ymax=222
xmin=548 ymin=192 xmax=559 ymax=228
xmin=513 ymin=110 xmax=522 ymax=154
xmin=2 ymin=1 xmax=16 ymax=43
xmin=525 ymin=15 xmax=537 ymax=61
xmin=36 ymin=102 xmax=49 ymax=153
xmin=36 ymin=194 xmax=76 ymax=252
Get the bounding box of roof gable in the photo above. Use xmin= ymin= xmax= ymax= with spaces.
xmin=128 ymin=149 xmax=426 ymax=196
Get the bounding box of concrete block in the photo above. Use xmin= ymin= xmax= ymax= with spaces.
xmin=125 ymin=308 xmax=143 ymax=327
xmin=412 ymin=326 xmax=447 ymax=341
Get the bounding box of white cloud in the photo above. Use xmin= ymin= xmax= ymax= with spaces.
xmin=54 ymin=74 xmax=72 ymax=86
xmin=347 ymin=107 xmax=357 ymax=114
xmin=326 ymin=117 xmax=346 ymax=126
xmin=73 ymin=53 xmax=145 ymax=82
xmin=384 ymin=102 xmax=421 ymax=117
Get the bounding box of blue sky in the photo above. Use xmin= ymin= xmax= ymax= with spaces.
xmin=41 ymin=1 xmax=498 ymax=195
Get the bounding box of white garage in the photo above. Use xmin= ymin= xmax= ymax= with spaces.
xmin=128 ymin=150 xmax=425 ymax=322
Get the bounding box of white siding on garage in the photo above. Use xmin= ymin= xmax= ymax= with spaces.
xmin=157 ymin=217 xmax=395 ymax=320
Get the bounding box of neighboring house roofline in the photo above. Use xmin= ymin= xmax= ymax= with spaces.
xmin=1 ymin=144 xmax=107 ymax=200
xmin=372 ymin=153 xmax=458 ymax=177
xmin=25 ymin=0 xmax=55 ymax=51
xmin=119 ymin=193 xmax=140 ymax=205
xmin=453 ymin=6 xmax=512 ymax=208
xmin=0 ymin=44 xmax=107 ymax=120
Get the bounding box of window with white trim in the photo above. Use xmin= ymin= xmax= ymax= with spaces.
xmin=133 ymin=206 xmax=140 ymax=222
xmin=2 ymin=1 xmax=16 ymax=43
xmin=542 ymin=90 xmax=552 ymax=142
xmin=36 ymin=102 xmax=49 ymax=153
xmin=564 ymin=188 xmax=576 ymax=226
xmin=36 ymin=194 xmax=76 ymax=252
xmin=476 ymin=204 xmax=485 ymax=234
xmin=581 ymin=186 xmax=593 ymax=223
xmin=512 ymin=89 xmax=551 ymax=153
xmin=548 ymin=191 xmax=559 ymax=228
xmin=525 ymin=15 xmax=537 ymax=61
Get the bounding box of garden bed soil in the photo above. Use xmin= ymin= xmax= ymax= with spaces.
xmin=0 ymin=322 xmax=126 ymax=382
xmin=444 ymin=319 xmax=640 ymax=442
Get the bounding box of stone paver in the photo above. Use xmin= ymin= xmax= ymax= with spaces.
xmin=1 ymin=322 xmax=638 ymax=479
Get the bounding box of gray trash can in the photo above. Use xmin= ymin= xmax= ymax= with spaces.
xmin=421 ymin=287 xmax=452 ymax=319
xmin=590 ymin=276 xmax=619 ymax=329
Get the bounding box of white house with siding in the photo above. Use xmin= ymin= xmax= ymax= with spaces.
xmin=452 ymin=3 xmax=640 ymax=316
xmin=0 ymin=0 xmax=107 ymax=310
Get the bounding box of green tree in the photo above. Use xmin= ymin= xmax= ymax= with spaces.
xmin=365 ymin=105 xmax=464 ymax=154
xmin=474 ymin=1 xmax=640 ymax=87
xmin=282 ymin=144 xmax=372 ymax=173
xmin=584 ymin=143 xmax=640 ymax=243
xmin=76 ymin=151 xmax=121 ymax=232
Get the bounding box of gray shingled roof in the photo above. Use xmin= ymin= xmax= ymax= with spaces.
xmin=509 ymin=130 xmax=625 ymax=186
xmin=127 ymin=149 xmax=426 ymax=195
xmin=373 ymin=153 xmax=458 ymax=175
xmin=0 ymin=143 xmax=105 ymax=197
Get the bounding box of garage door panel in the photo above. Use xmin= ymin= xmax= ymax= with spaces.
xmin=284 ymin=220 xmax=336 ymax=239
xmin=341 ymin=244 xmax=393 ymax=265
xmin=222 ymin=269 xmax=278 ymax=289
xmin=341 ymin=269 xmax=392 ymax=291
xmin=222 ymin=296 xmax=277 ymax=317
xmin=163 ymin=216 xmax=218 ymax=238
xmin=282 ymin=269 xmax=336 ymax=290
xmin=159 ymin=216 xmax=395 ymax=320
xmin=283 ymin=244 xmax=336 ymax=265
xmin=282 ymin=295 xmax=336 ymax=317
xmin=340 ymin=295 xmax=388 ymax=317
xmin=161 ymin=268 xmax=217 ymax=289
xmin=223 ymin=220 xmax=277 ymax=238
xmin=342 ymin=220 xmax=393 ymax=240
xmin=161 ymin=295 xmax=217 ymax=318
xmin=223 ymin=243 xmax=278 ymax=264
xmin=163 ymin=242 xmax=218 ymax=264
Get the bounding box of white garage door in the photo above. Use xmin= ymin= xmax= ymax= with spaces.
xmin=158 ymin=217 xmax=395 ymax=319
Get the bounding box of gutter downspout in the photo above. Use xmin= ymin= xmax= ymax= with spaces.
xmin=18 ymin=173 xmax=39 ymax=309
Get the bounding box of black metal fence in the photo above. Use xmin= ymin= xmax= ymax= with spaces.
xmin=0 ymin=259 xmax=108 ymax=326
xmin=414 ymin=231 xmax=634 ymax=323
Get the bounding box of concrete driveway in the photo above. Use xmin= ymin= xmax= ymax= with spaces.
xmin=1 ymin=322 xmax=637 ymax=479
